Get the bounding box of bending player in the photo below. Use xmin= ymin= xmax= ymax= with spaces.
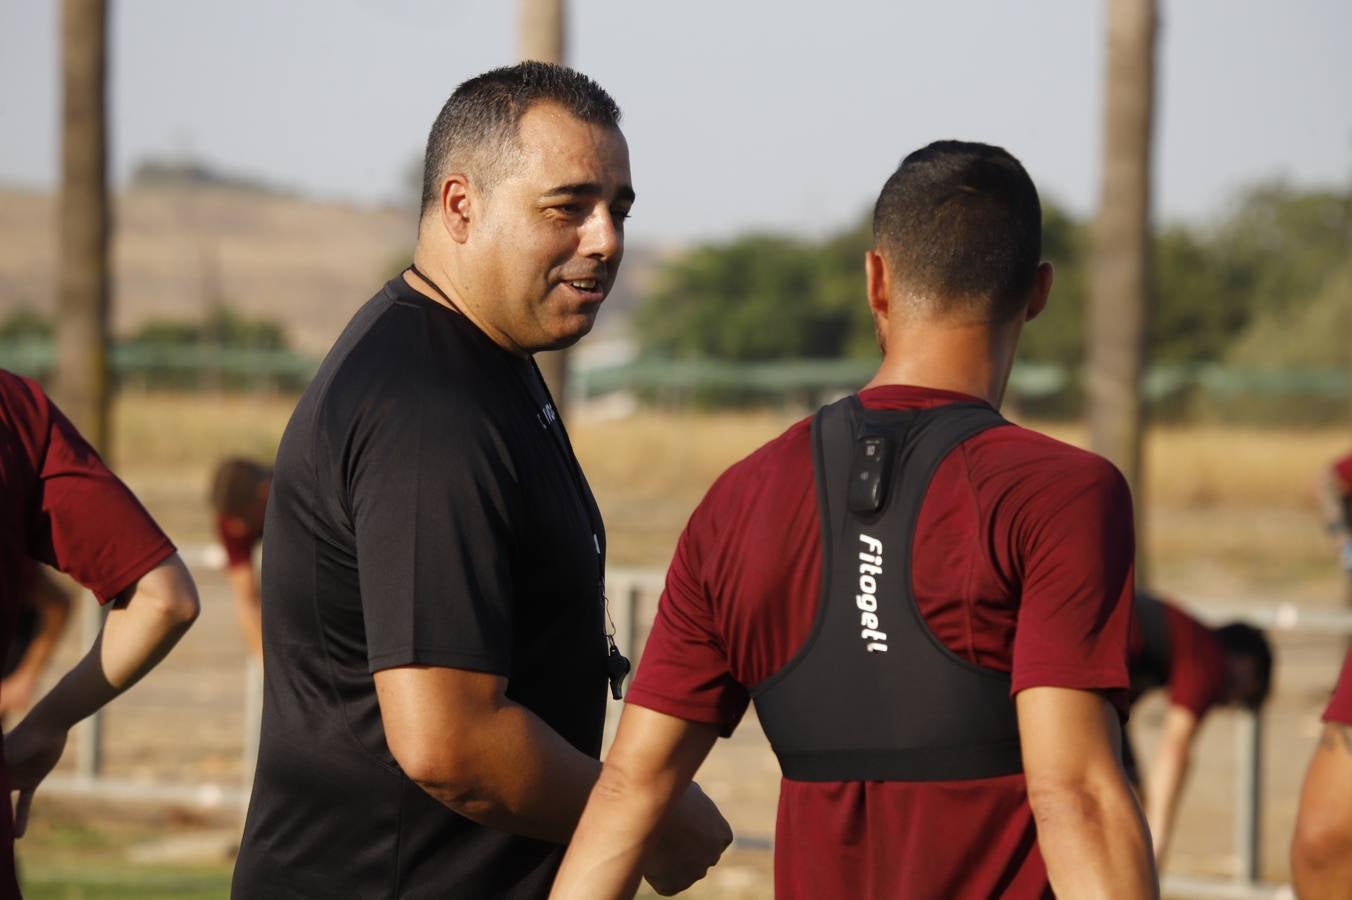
xmin=208 ymin=458 xmax=271 ymax=658
xmin=1126 ymin=590 xmax=1271 ymax=863
xmin=1291 ymin=649 xmax=1352 ymax=897
xmin=1 ymin=368 xmax=200 ymax=896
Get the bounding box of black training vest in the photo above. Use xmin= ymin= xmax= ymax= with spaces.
xmin=752 ymin=395 xmax=1023 ymax=782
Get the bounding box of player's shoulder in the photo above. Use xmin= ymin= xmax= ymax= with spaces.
xmin=320 ymin=286 xmax=516 ymax=420
xmin=974 ymin=421 xmax=1129 ymax=492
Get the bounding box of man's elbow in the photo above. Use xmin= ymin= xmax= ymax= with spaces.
xmin=391 ymin=742 xmax=495 ymax=814
xmin=149 ymin=580 xmax=201 ymax=627
xmin=1027 ymin=776 xmax=1105 ymax=830
xmin=132 ymin=559 xmax=202 ymax=628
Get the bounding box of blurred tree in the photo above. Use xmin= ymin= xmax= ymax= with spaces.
xmin=133 ymin=307 xmax=289 ymax=352
xmin=1087 ymin=0 xmax=1156 ymax=545
xmin=56 ymin=0 xmax=111 ymax=453
xmin=0 ymin=308 xmax=56 ymax=341
xmin=633 ymin=216 xmax=876 ymax=363
xmin=1015 ymin=200 xmax=1091 ymax=370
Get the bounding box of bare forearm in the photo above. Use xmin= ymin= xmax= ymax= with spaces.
xmin=412 ymin=701 xmax=601 ymax=844
xmin=227 ymin=566 xmax=264 ymax=657
xmin=1292 ymin=723 xmax=1352 ymax=899
xmin=22 ymin=558 xmax=198 ymax=734
xmin=1034 ymin=782 xmax=1157 ymax=898
xmin=551 ymin=762 xmax=684 ymax=899
xmin=1144 ymin=750 xmax=1188 ymax=861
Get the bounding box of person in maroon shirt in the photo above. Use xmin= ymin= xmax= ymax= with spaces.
xmin=1292 ymin=650 xmax=1352 ymax=898
xmin=0 ymin=369 xmax=200 ymax=899
xmin=552 ymin=142 xmax=1156 ymax=900
xmin=1125 ymin=591 xmax=1271 ymax=864
xmin=208 ymin=458 xmax=271 ymax=658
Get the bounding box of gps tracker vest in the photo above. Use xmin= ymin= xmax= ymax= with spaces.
xmin=752 ymin=395 xmax=1023 ymax=782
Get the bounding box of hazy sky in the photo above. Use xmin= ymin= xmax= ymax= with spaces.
xmin=2 ymin=1 xmax=1348 ymax=244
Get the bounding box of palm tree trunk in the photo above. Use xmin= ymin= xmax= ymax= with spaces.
xmin=1088 ymin=0 xmax=1157 ymax=572
xmin=57 ymin=0 xmax=112 ymax=455
xmin=518 ymin=0 xmax=571 ymax=412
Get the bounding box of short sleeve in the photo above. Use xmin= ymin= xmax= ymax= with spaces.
xmin=346 ymin=377 xmax=521 ymax=676
xmin=1324 ymin=650 xmax=1352 ymax=725
xmin=626 ymin=505 xmax=750 ymax=738
xmin=1010 ymin=455 xmax=1135 ymax=717
xmin=14 ymin=377 xmax=175 ymax=604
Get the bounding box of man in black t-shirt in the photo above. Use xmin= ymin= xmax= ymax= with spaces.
xmin=232 ymin=63 xmax=730 ymax=899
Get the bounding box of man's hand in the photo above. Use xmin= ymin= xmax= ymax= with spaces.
xmin=4 ymin=717 xmax=68 ymax=837
xmin=641 ymin=780 xmax=733 ymax=895
xmin=550 ymin=706 xmax=726 ymax=900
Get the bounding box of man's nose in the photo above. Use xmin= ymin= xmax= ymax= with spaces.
xmin=579 ymin=207 xmax=622 ymax=260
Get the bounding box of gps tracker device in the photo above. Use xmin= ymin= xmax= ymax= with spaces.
xmin=847 ymin=433 xmax=893 ymax=515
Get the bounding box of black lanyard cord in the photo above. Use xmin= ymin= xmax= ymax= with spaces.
xmin=406 ymin=264 xmax=630 ymax=694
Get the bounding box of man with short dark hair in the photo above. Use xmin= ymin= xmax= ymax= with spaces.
xmin=1 ymin=368 xmax=200 ymax=898
xmin=232 ymin=63 xmax=730 ymax=899
xmin=552 ymin=141 xmax=1157 ymax=900
xmin=1125 ymin=591 xmax=1272 ymax=863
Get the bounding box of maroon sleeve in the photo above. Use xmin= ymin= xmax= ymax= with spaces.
xmin=1324 ymin=650 xmax=1352 ymax=725
xmin=1164 ymin=605 xmax=1227 ymax=717
xmin=215 ymin=513 xmax=259 ymax=567
xmin=626 ymin=497 xmax=751 ymax=738
xmin=12 ymin=375 xmax=175 ymax=604
xmin=1010 ymin=453 xmax=1135 ymax=718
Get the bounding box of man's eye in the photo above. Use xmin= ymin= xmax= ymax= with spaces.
xmin=611 ymin=208 xmax=632 ymax=222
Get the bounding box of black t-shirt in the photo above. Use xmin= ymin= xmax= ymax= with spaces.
xmin=232 ymin=277 xmax=610 ymax=899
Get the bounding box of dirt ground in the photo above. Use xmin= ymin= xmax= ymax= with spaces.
xmin=12 ymin=395 xmax=1352 ymax=897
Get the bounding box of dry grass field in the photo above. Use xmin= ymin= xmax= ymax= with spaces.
xmin=13 ymin=391 xmax=1352 ymax=898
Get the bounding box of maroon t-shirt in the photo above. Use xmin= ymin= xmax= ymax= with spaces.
xmin=1129 ymin=599 xmax=1228 ymax=718
xmin=1325 ymin=650 xmax=1352 ymax=725
xmin=628 ymin=385 xmax=1136 ymax=900
xmin=0 ymin=370 xmax=174 ymax=898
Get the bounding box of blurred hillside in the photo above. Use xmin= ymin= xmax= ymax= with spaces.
xmin=0 ymin=164 xmax=667 ymax=357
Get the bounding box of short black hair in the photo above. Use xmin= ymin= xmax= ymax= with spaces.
xmin=1216 ymin=622 xmax=1274 ymax=708
xmin=872 ymin=140 xmax=1042 ymax=323
xmin=420 ymin=61 xmax=622 ymax=215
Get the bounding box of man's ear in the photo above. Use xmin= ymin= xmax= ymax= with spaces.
xmin=1025 ymin=261 xmax=1053 ymax=322
xmin=440 ymin=175 xmax=472 ymax=244
xmin=866 ymin=250 xmax=891 ymax=339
